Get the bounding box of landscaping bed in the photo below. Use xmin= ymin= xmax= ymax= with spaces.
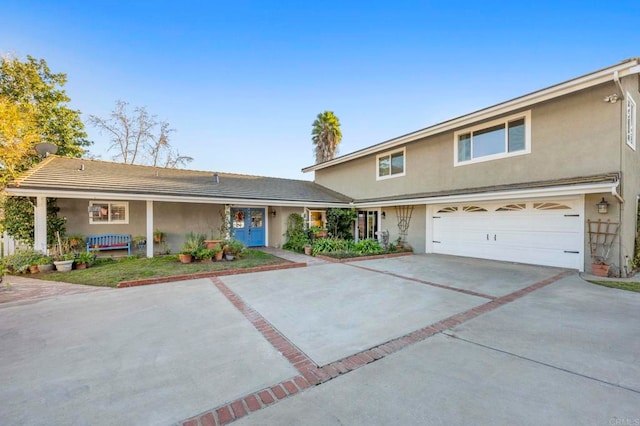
xmin=587 ymin=280 xmax=640 ymax=293
xmin=34 ymin=249 xmax=290 ymax=288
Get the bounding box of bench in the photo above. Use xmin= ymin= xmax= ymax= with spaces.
xmin=86 ymin=234 xmax=131 ymax=256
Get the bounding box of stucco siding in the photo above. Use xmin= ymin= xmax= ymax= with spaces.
xmin=268 ymin=207 xmax=304 ymax=248
xmin=380 ymin=205 xmax=426 ymax=253
xmin=315 ymin=82 xmax=621 ymax=200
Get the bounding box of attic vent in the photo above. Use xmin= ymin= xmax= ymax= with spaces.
xmin=213 ymin=173 xmax=219 ymax=184
xmin=79 ymin=164 xmax=85 ymax=171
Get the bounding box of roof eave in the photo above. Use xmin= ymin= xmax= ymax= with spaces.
xmin=3 ymin=187 xmax=352 ymax=208
xmin=303 ymin=58 xmax=640 ymax=173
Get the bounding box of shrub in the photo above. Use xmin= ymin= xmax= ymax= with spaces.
xmin=283 ymin=213 xmax=311 ymax=253
xmin=326 ymin=208 xmax=357 ymax=239
xmin=1 ymin=249 xmax=45 ymax=273
xmin=353 ymin=239 xmax=384 ymax=255
xmin=182 ymin=232 xmax=206 ymax=255
xmin=311 ymin=238 xmax=355 ymax=256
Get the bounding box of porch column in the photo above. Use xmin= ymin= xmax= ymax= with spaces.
xmin=146 ymin=200 xmax=154 ymax=258
xmin=34 ymin=196 xmax=47 ymax=253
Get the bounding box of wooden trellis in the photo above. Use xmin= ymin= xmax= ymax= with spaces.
xmin=395 ymin=205 xmax=414 ymax=243
xmin=587 ymin=219 xmax=619 ymax=263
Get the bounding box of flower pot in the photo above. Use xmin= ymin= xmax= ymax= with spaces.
xmin=53 ymin=260 xmax=74 ymax=272
xmin=591 ymin=263 xmax=610 ymax=277
xmin=29 ymin=265 xmax=39 ymax=274
xmin=178 ymin=253 xmax=193 ymax=264
xmin=205 ymin=240 xmax=222 ymax=250
xmin=314 ymin=230 xmax=328 ymax=238
xmin=75 ymin=262 xmax=88 ymax=270
xmin=214 ymin=250 xmax=224 ymax=261
xmin=304 ymin=246 xmax=312 ymax=255
xmin=37 ymin=264 xmax=53 ymax=272
xmin=225 ymin=253 xmax=235 ymax=261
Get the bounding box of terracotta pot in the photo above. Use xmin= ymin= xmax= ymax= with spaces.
xmin=205 ymin=240 xmax=222 ymax=250
xmin=178 ymin=253 xmax=192 ymax=264
xmin=591 ymin=263 xmax=610 ymax=277
xmin=76 ymin=262 xmax=88 ymax=270
xmin=314 ymin=230 xmax=328 ymax=238
xmin=214 ymin=250 xmax=224 ymax=261
xmin=29 ymin=265 xmax=39 ymax=274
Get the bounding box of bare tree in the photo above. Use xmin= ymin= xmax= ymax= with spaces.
xmin=89 ymin=100 xmax=192 ymax=168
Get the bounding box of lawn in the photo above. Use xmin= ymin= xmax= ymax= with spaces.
xmin=588 ymin=280 xmax=640 ymax=293
xmin=37 ymin=249 xmax=289 ymax=288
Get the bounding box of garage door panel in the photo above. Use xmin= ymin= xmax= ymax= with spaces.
xmin=432 ymin=199 xmax=582 ymax=270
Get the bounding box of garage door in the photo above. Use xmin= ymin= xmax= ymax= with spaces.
xmin=432 ymin=199 xmax=582 ymax=269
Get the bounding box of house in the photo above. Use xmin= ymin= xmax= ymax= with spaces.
xmin=5 ymin=58 xmax=639 ymax=274
xmin=5 ymin=157 xmax=351 ymax=256
xmin=303 ymin=57 xmax=640 ymax=274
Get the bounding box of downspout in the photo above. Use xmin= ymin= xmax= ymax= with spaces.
xmin=613 ymin=71 xmax=625 ymax=100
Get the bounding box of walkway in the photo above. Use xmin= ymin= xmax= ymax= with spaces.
xmin=257 ymin=247 xmax=329 ymax=266
xmin=0 ymin=275 xmax=110 ymax=305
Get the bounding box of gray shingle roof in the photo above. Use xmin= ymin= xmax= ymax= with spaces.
xmin=8 ymin=156 xmax=353 ymax=205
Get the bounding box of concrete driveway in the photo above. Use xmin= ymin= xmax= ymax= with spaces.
xmin=1 ymin=254 xmax=638 ymax=425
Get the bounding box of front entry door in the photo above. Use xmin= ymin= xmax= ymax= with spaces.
xmin=231 ymin=208 xmax=265 ymax=247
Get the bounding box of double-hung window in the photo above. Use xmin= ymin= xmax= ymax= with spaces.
xmin=627 ymin=93 xmax=637 ymax=150
xmin=377 ymin=148 xmax=406 ymax=180
xmin=89 ymin=201 xmax=129 ymax=224
xmin=454 ymin=111 xmax=531 ymax=166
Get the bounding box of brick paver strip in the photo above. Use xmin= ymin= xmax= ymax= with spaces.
xmin=181 ymin=270 xmax=572 ymax=425
xmin=116 ymin=262 xmax=306 ymax=288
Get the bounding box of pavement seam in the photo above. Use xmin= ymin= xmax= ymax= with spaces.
xmin=180 ymin=270 xmax=572 ymax=425
xmin=442 ymin=333 xmax=640 ymax=395
xmin=346 ymin=263 xmax=497 ymax=300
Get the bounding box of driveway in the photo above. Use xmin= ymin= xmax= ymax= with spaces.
xmin=1 ymin=254 xmax=638 ymax=425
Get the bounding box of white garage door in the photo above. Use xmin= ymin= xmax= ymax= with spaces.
xmin=432 ymin=199 xmax=582 ymax=269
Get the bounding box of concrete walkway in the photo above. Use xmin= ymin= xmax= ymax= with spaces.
xmin=257 ymin=247 xmax=329 ymax=266
xmin=0 ymin=275 xmax=110 ymax=305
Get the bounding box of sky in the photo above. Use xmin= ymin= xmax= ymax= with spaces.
xmin=2 ymin=1 xmax=639 ymax=180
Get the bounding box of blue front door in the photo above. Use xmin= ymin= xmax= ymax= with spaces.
xmin=231 ymin=208 xmax=265 ymax=247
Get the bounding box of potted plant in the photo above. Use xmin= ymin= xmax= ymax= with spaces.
xmin=223 ymin=239 xmax=244 ymax=261
xmin=132 ymin=235 xmax=147 ymax=250
xmin=394 ymin=236 xmax=404 ymax=250
xmin=304 ymin=244 xmax=313 ymax=256
xmin=36 ymin=255 xmax=54 ymax=272
xmin=213 ymin=247 xmax=224 ymax=261
xmin=179 ymin=232 xmax=205 ymax=263
xmin=310 ymin=226 xmax=328 ymax=239
xmin=53 ymin=253 xmax=76 ymax=272
xmin=67 ymin=234 xmax=85 ymax=251
xmin=195 ymin=248 xmax=215 ymax=262
xmin=75 ymin=252 xmax=95 ymax=270
xmin=591 ymin=256 xmax=610 ymax=277
xmin=153 ymin=230 xmax=165 ymax=243
xmin=206 ymin=209 xmax=231 ymax=249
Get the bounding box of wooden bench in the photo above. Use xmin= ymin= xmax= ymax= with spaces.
xmin=86 ymin=234 xmax=131 ymax=256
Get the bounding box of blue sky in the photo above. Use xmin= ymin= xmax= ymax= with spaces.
xmin=2 ymin=1 xmax=639 ymax=179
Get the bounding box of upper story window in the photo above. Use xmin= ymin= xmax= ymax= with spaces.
xmin=627 ymin=93 xmax=636 ymax=150
xmin=89 ymin=201 xmax=129 ymax=224
xmin=454 ymin=111 xmax=531 ymax=166
xmin=377 ymin=148 xmax=406 ymax=180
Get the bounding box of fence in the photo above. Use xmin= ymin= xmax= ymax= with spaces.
xmin=1 ymin=232 xmax=19 ymax=258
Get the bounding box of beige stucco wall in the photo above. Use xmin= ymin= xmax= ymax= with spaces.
xmin=314 ymin=82 xmax=622 ymax=200
xmin=268 ymin=206 xmax=305 ymax=248
xmin=381 ymin=205 xmax=426 ymax=253
xmin=57 ymin=199 xmax=225 ymax=254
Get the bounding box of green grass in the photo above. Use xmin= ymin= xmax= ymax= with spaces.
xmin=588 ymin=280 xmax=640 ymax=293
xmin=36 ymin=249 xmax=288 ymax=288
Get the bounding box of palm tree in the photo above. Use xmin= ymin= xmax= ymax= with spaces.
xmin=311 ymin=111 xmax=342 ymax=163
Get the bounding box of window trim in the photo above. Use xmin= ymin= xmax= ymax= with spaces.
xmin=89 ymin=201 xmax=129 ymax=225
xmin=454 ymin=111 xmax=531 ymax=166
xmin=376 ymin=147 xmax=406 ymax=180
xmin=626 ymin=92 xmax=636 ymax=151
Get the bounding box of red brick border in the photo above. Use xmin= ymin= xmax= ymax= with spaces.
xmin=315 ymin=251 xmax=413 ymax=263
xmin=116 ymin=262 xmax=306 ymax=288
xmin=180 ymin=269 xmax=573 ymax=425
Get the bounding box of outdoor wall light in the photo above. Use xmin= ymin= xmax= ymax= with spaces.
xmin=381 ymin=211 xmax=386 ymax=219
xmin=597 ymin=197 xmax=610 ymax=214
xmin=270 ymin=208 xmax=276 ymax=218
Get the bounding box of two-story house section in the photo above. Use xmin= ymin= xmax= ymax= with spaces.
xmin=304 ymin=58 xmax=640 ymax=273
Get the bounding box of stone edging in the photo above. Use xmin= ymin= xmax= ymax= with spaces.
xmin=116 ymin=262 xmax=306 ymax=288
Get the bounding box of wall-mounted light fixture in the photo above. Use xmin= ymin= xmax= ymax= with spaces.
xmin=603 ymin=94 xmax=620 ymax=104
xmin=597 ymin=197 xmax=610 ymax=214
xmin=381 ymin=211 xmax=386 ymax=219
xmin=270 ymin=208 xmax=276 ymax=218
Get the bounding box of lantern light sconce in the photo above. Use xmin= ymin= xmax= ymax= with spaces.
xmin=270 ymin=208 xmax=276 ymax=218
xmin=381 ymin=211 xmax=386 ymax=219
xmin=597 ymin=197 xmax=609 ymax=214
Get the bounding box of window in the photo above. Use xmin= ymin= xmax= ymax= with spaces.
xmin=454 ymin=111 xmax=530 ymax=165
xmin=377 ymin=148 xmax=406 ymax=180
xmin=627 ymin=93 xmax=636 ymax=150
xmin=89 ymin=201 xmax=128 ymax=224
xmin=307 ymin=210 xmax=325 ymax=229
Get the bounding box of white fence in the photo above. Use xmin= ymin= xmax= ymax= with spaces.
xmin=1 ymin=232 xmax=19 ymax=258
